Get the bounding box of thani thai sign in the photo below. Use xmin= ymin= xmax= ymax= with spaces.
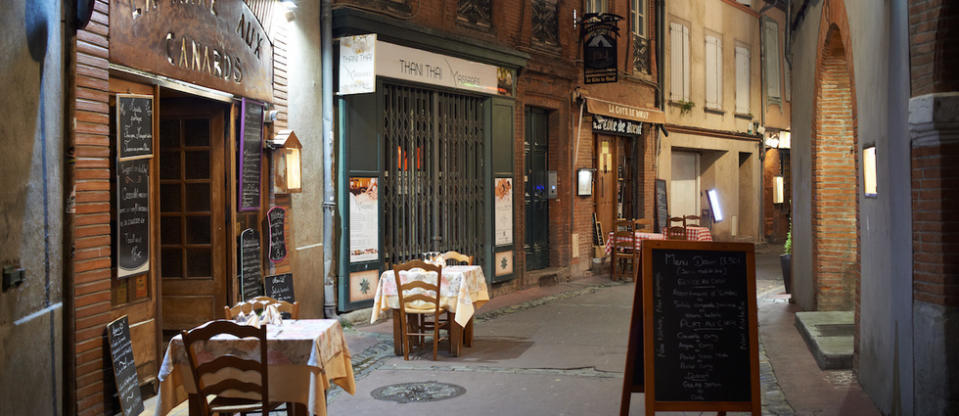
xmin=110 ymin=0 xmax=274 ymax=102
xmin=338 ymin=35 xmax=500 ymax=96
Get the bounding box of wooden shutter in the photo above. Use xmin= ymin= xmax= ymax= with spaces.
xmin=705 ymin=35 xmax=721 ymax=110
xmin=682 ymin=25 xmax=690 ymax=101
xmin=736 ymin=46 xmax=750 ymax=114
xmin=670 ymin=23 xmax=684 ymax=101
xmin=764 ymin=20 xmax=781 ymax=101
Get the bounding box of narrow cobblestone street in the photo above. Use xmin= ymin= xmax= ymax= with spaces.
xmin=326 ymin=246 xmax=880 ymax=415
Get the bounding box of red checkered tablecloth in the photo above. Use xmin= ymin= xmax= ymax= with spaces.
xmin=603 ymin=226 xmax=713 ymax=255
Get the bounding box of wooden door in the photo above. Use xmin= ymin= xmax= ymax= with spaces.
xmin=158 ymin=99 xmax=227 ymax=331
xmin=596 ymin=135 xmax=617 ymax=239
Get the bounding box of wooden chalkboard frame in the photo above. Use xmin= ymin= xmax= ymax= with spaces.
xmin=654 ymin=179 xmax=668 ymax=234
xmin=633 ymin=240 xmax=760 ymax=415
xmin=115 ymin=94 xmax=154 ymax=160
xmin=267 ymin=206 xmax=287 ymax=263
xmin=264 ymin=273 xmax=295 ymax=303
xmin=238 ymin=98 xmax=264 ymax=212
xmin=106 ymin=315 xmax=144 ymax=416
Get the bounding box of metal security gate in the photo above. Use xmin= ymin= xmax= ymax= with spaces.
xmin=382 ymin=84 xmax=486 ymax=267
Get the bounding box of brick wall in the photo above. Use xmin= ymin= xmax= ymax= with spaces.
xmin=908 ymin=0 xmax=959 ymax=96
xmin=71 ymin=1 xmax=112 ymax=415
xmin=812 ymin=31 xmax=859 ymax=312
xmin=912 ymin=141 xmax=959 ymax=306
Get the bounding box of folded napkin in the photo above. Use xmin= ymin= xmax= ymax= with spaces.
xmin=261 ymin=303 xmax=283 ymax=326
xmin=235 ymin=310 xmax=261 ymax=328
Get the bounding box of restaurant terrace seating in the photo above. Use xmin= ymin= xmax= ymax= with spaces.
xmin=666 ymin=226 xmax=688 ymax=240
xmin=224 ymin=296 xmax=299 ymax=320
xmin=441 ymin=250 xmax=474 ymax=266
xmin=612 ymin=219 xmax=639 ymax=281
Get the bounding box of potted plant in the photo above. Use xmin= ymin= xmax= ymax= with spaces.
xmin=781 ymin=224 xmax=792 ymax=293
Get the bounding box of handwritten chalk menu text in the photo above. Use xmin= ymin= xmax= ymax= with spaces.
xmin=239 ymin=98 xmax=263 ymax=211
xmin=643 ymin=241 xmax=759 ymax=412
xmin=117 ymin=158 xmax=150 ymax=278
xmin=239 ymin=228 xmax=263 ymax=300
xmin=116 ymin=94 xmax=153 ymax=159
xmin=107 ymin=316 xmax=144 ymax=416
xmin=265 ymin=273 xmax=295 ymax=303
xmin=267 ymin=206 xmax=287 ymax=263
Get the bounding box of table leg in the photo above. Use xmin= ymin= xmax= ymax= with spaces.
xmin=464 ymin=317 xmax=474 ymax=347
xmin=392 ymin=309 xmax=403 ymax=356
xmin=188 ymin=393 xmax=204 ymax=415
xmin=449 ymin=314 xmax=463 ymax=357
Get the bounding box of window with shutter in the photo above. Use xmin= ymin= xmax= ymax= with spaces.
xmin=764 ymin=19 xmax=781 ymax=104
xmin=736 ymin=46 xmax=750 ymax=114
xmin=705 ymin=35 xmax=722 ymax=110
xmin=670 ymin=22 xmax=690 ymax=102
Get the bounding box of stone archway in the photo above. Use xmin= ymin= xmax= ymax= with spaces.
xmin=812 ymin=26 xmax=859 ymax=312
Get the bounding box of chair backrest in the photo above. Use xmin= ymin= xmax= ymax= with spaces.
xmin=392 ymin=260 xmax=443 ymax=316
xmin=668 ymin=216 xmax=686 ymax=227
xmin=441 ymin=250 xmax=474 ymax=266
xmin=613 ymin=219 xmax=637 ymax=251
xmin=665 ymin=226 xmax=687 ymax=240
xmin=683 ymin=215 xmax=701 ymax=228
xmin=633 ymin=219 xmax=653 ymax=232
xmin=224 ymin=296 xmax=300 ymax=320
xmin=181 ymin=320 xmax=268 ymax=412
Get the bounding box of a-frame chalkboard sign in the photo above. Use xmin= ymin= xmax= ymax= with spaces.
xmin=620 ymin=240 xmax=760 ymax=416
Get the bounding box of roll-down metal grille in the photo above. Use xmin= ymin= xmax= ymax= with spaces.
xmin=382 ymin=84 xmax=486 ymax=267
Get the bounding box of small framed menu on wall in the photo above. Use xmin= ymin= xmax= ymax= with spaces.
xmin=117 ymin=158 xmax=150 ymax=278
xmin=116 ymin=94 xmax=153 ymax=160
xmin=239 ymin=98 xmax=264 ymax=212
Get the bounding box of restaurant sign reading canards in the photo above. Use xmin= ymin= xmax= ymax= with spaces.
xmin=110 ymin=0 xmax=274 ymax=102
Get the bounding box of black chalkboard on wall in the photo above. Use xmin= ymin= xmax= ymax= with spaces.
xmin=107 ymin=316 xmax=144 ymax=416
xmin=265 ymin=273 xmax=295 ymax=303
xmin=654 ymin=179 xmax=668 ymax=234
xmin=117 ymin=158 xmax=150 ymax=278
xmin=239 ymin=98 xmax=263 ymax=212
xmin=239 ymin=228 xmax=263 ymax=301
xmin=267 ymin=206 xmax=287 ymax=263
xmin=116 ymin=94 xmax=153 ymax=159
xmin=622 ymin=240 xmax=760 ymax=415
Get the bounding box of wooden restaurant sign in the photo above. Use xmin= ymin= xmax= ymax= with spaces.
xmin=110 ymin=0 xmax=274 ymax=102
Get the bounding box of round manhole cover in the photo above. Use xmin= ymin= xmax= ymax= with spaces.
xmin=371 ymin=381 xmax=466 ymax=403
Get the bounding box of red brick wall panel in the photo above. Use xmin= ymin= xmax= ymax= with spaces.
xmin=912 ymin=140 xmax=959 ymax=306
xmin=909 ymin=0 xmax=959 ymax=96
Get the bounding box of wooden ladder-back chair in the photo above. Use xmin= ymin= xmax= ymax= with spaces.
xmin=666 ymin=226 xmax=688 ymax=240
xmin=633 ymin=218 xmax=653 ymax=232
xmin=441 ymin=250 xmax=474 ymax=266
xmin=612 ymin=219 xmax=639 ymax=281
xmin=181 ymin=320 xmax=275 ymax=416
xmin=393 ymin=260 xmax=450 ymax=360
xmin=668 ymin=216 xmax=686 ymax=228
xmin=683 ymin=215 xmax=701 ymax=228
xmin=224 ymin=297 xmax=300 ymax=320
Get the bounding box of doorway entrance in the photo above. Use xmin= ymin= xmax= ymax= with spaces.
xmin=595 ymin=134 xmax=645 ymax=236
xmin=670 ymin=150 xmax=700 ymax=219
xmin=525 ymin=107 xmax=549 ymax=271
xmin=158 ymin=95 xmax=229 ymax=332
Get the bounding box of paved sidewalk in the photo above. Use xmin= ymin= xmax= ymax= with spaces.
xmin=327 ymin=245 xmax=881 ymax=416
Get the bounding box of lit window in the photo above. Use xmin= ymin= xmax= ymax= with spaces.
xmin=864 ymin=146 xmax=877 ymax=197
xmin=631 ymin=0 xmax=646 ymax=38
xmin=585 ymin=0 xmax=607 ymax=14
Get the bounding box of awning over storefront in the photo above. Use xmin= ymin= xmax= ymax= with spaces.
xmin=584 ymin=96 xmax=665 ymax=125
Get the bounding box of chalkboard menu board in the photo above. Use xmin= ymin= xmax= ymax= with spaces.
xmin=239 ymin=228 xmax=263 ymax=300
xmin=239 ymin=98 xmax=263 ymax=211
xmin=630 ymin=240 xmax=760 ymax=415
xmin=117 ymin=158 xmax=150 ymax=278
xmin=267 ymin=206 xmax=287 ymax=263
xmin=654 ymin=179 xmax=667 ymax=234
xmin=265 ymin=273 xmax=295 ymax=303
xmin=107 ymin=316 xmax=144 ymax=416
xmin=116 ymin=94 xmax=153 ymax=159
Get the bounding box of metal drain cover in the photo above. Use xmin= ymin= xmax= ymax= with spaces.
xmin=371 ymin=381 xmax=466 ymax=403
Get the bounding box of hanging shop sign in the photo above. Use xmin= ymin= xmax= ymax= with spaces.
xmin=592 ymin=115 xmax=643 ymax=136
xmin=585 ymin=97 xmax=666 ymax=124
xmin=110 ymin=0 xmax=274 ymax=102
xmin=581 ymin=13 xmax=622 ymax=84
xmin=339 ymin=34 xmax=377 ymax=95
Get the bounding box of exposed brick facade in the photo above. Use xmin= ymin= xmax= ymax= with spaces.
xmin=908 ymin=0 xmax=959 ymax=96
xmin=812 ymin=31 xmax=859 ymax=312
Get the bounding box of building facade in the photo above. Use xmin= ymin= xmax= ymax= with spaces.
xmin=789 ymin=0 xmax=958 ymax=413
xmin=61 ymin=1 xmax=326 ymax=414
xmin=659 ymin=0 xmax=790 ymax=242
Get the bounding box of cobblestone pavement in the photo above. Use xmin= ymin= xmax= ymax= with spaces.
xmin=332 ymin=279 xmax=800 ymax=416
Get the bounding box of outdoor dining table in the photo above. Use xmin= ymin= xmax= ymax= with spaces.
xmin=371 ymin=264 xmax=490 ymax=357
xmin=155 ymin=319 xmax=355 ymax=416
xmin=603 ymin=226 xmax=713 ymax=255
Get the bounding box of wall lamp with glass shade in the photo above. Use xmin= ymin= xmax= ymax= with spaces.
xmin=707 ymin=189 xmax=723 ymax=223
xmin=863 ymin=145 xmax=877 ymax=197
xmin=268 ymin=130 xmax=302 ymax=194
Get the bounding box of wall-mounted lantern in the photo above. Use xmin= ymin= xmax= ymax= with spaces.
xmin=773 ymin=176 xmax=785 ymax=204
xmin=863 ymin=145 xmax=877 ymax=197
xmin=707 ymin=188 xmax=724 ymax=223
xmin=268 ymin=130 xmax=302 ymax=194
